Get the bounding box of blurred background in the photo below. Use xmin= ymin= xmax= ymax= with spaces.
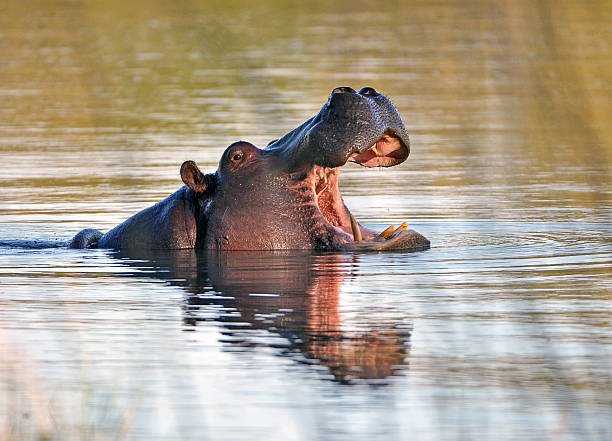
xmin=1 ymin=0 xmax=609 ymax=234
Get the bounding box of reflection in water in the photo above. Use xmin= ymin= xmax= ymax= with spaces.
xmin=114 ymin=249 xmax=411 ymax=384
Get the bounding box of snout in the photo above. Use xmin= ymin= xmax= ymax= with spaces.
xmin=318 ymin=86 xmax=410 ymax=167
xmin=265 ymin=87 xmax=411 ymax=170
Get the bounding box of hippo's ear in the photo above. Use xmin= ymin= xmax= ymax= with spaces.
xmin=181 ymin=160 xmax=214 ymax=196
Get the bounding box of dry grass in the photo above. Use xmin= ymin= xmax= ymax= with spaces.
xmin=1 ymin=332 xmax=139 ymax=441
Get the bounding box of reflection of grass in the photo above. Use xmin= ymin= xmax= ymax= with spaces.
xmin=1 ymin=338 xmax=138 ymax=441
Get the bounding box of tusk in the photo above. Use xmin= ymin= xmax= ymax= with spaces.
xmin=378 ymin=225 xmax=396 ymax=239
xmin=393 ymin=222 xmax=409 ymax=234
xmin=349 ymin=213 xmax=362 ymax=242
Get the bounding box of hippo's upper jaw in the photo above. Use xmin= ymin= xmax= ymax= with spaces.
xmin=266 ymin=87 xmax=410 ymax=170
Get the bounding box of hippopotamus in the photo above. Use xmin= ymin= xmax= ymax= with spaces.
xmin=70 ymin=86 xmax=430 ymax=251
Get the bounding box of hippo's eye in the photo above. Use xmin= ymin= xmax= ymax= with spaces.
xmin=231 ymin=152 xmax=244 ymax=162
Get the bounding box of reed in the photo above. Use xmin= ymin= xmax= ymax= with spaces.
xmin=1 ymin=333 xmax=138 ymax=441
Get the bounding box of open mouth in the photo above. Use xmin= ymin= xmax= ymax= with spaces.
xmin=307 ymin=132 xmax=410 ymax=245
xmin=348 ymin=131 xmax=409 ymax=168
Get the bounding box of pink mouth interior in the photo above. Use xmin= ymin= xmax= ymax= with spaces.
xmin=348 ymin=133 xmax=409 ymax=168
xmin=300 ymin=133 xmax=409 ymax=243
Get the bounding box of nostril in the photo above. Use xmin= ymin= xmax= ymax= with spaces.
xmin=359 ymin=87 xmax=378 ymax=96
xmin=332 ymin=86 xmax=356 ymax=94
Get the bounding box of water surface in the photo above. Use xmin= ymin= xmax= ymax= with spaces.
xmin=1 ymin=1 xmax=611 ymax=440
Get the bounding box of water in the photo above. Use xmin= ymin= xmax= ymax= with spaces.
xmin=1 ymin=1 xmax=611 ymax=440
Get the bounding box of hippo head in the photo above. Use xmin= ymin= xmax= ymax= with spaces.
xmin=180 ymin=87 xmax=429 ymax=251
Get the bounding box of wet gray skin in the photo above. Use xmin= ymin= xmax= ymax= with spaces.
xmin=70 ymin=87 xmax=430 ymax=251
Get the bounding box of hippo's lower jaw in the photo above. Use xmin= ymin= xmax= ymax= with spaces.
xmin=300 ymin=135 xmax=430 ymax=252
xmin=342 ymin=226 xmax=431 ymax=252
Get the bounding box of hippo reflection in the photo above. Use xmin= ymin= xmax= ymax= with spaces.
xmin=115 ymin=249 xmax=412 ymax=384
xmin=72 ymin=87 xmax=429 ymax=251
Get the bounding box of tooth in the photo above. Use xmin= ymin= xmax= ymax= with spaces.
xmin=393 ymin=222 xmax=409 ymax=234
xmin=349 ymin=213 xmax=362 ymax=242
xmin=378 ymin=225 xmax=395 ymax=239
xmin=371 ymin=145 xmax=379 ymax=156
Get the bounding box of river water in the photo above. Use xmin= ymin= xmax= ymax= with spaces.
xmin=1 ymin=1 xmax=611 ymax=440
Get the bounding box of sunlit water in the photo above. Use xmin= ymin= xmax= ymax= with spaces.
xmin=1 ymin=1 xmax=611 ymax=440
